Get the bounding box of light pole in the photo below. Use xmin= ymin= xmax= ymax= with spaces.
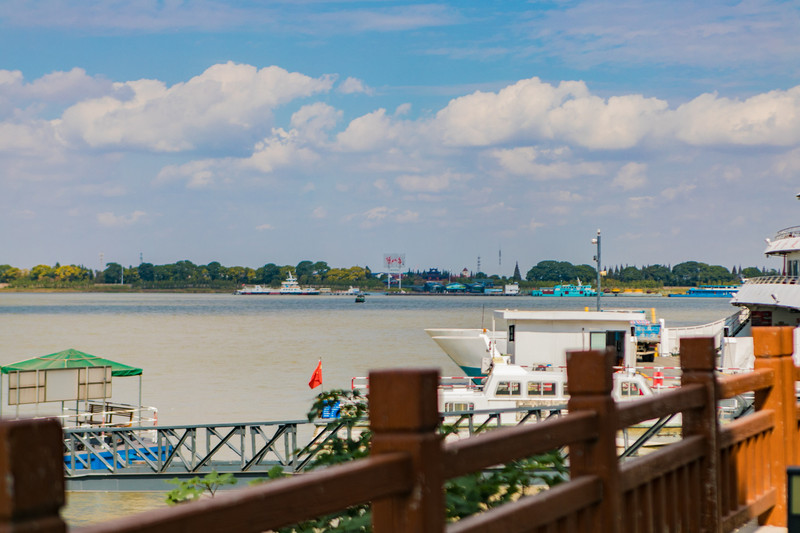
xmin=592 ymin=229 xmax=601 ymax=311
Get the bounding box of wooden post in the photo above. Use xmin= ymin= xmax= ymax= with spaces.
xmin=752 ymin=326 xmax=796 ymax=527
xmin=0 ymin=418 xmax=66 ymax=533
xmin=566 ymin=348 xmax=621 ymax=533
xmin=680 ymin=337 xmax=721 ymax=533
xmin=370 ymin=369 xmax=444 ymax=533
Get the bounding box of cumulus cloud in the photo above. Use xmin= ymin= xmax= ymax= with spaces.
xmin=671 ymin=87 xmax=800 ymax=146
xmin=96 ymin=210 xmax=146 ymax=227
xmin=612 ymin=162 xmax=647 ymax=190
xmin=338 ymin=77 xmax=373 ymax=95
xmin=55 ymin=62 xmax=334 ymax=152
xmin=434 ymin=78 xmax=668 ymax=149
xmin=491 ymin=146 xmax=605 ymax=180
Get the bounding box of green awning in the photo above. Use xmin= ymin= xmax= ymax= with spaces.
xmin=1 ymin=348 xmax=142 ymax=377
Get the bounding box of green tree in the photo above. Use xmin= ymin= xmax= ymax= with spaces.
xmin=206 ymin=261 xmax=222 ymax=281
xmin=103 ymin=263 xmax=123 ymax=284
xmin=256 ymin=263 xmax=282 ymax=285
xmin=139 ymin=263 xmax=155 ymax=282
xmin=31 ymin=264 xmax=55 ymax=281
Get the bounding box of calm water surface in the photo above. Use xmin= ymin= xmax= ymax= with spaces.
xmin=0 ymin=292 xmax=737 ymax=525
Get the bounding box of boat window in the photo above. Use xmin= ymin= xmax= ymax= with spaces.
xmin=444 ymin=402 xmax=474 ymax=412
xmin=528 ymin=382 xmax=541 ymax=395
xmin=508 ymin=325 xmax=515 ymax=342
xmin=619 ymin=382 xmax=640 ymax=397
xmin=496 ymin=381 xmax=521 ymax=396
xmin=542 ymin=383 xmax=556 ymax=396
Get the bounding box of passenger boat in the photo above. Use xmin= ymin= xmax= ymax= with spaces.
xmin=427 ymin=310 xmax=649 ymax=377
xmin=668 ymin=285 xmax=740 ymax=298
xmin=530 ymin=280 xmax=597 ymax=297
xmin=235 ymin=272 xmax=320 ymax=295
xmin=438 ymin=359 xmax=656 ymax=421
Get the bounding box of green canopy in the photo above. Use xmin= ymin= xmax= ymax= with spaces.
xmin=1 ymin=348 xmax=142 ymax=377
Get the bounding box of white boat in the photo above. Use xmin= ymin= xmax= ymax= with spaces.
xmin=424 ymin=328 xmax=506 ymax=377
xmin=234 ymin=284 xmax=278 ymax=295
xmin=235 ymin=272 xmax=320 ymax=295
xmin=428 ymin=310 xmax=647 ymax=377
xmin=439 ymin=359 xmax=656 ymax=423
xmin=277 ymin=272 xmax=320 ymax=295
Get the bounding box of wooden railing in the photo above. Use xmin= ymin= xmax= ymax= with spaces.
xmin=0 ymin=326 xmax=797 ymax=532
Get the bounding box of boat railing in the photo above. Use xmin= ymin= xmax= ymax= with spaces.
xmin=41 ymin=401 xmax=158 ymax=429
xmin=774 ymin=225 xmax=800 ymax=240
xmin=741 ymin=274 xmax=800 ymax=285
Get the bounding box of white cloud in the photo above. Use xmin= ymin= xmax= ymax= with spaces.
xmin=661 ymin=183 xmax=696 ymax=200
xmin=338 ymin=77 xmax=373 ymax=95
xmin=96 ymin=210 xmax=147 ymax=227
xmin=55 ymin=62 xmax=334 ymax=152
xmin=395 ymin=170 xmax=467 ymax=193
xmin=612 ymin=162 xmax=647 ymax=190
xmin=256 ymin=224 xmax=274 ymax=231
xmin=491 ymin=146 xmax=605 ymax=180
xmin=434 ymin=77 xmax=668 ymax=149
xmin=671 ymin=87 xmax=800 ymax=146
xmin=526 ymin=219 xmax=546 ymax=231
xmin=312 ymin=207 xmax=327 ymax=219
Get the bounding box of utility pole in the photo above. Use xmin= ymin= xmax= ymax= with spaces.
xmin=592 ymin=229 xmax=601 ymax=311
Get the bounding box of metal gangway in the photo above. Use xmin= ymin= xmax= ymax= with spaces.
xmin=63 ymin=406 xmax=574 ymax=491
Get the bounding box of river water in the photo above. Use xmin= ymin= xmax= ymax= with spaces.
xmin=0 ymin=292 xmax=736 ymax=525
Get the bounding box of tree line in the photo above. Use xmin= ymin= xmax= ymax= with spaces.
xmin=0 ymin=258 xmax=780 ymax=291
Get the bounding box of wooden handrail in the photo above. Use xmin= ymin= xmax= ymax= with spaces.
xmin=615 ymin=383 xmax=705 ymax=429
xmin=79 ymin=453 xmax=414 ymax=533
xmin=442 ymin=411 xmax=597 ymax=479
xmin=619 ymin=435 xmax=705 ymax=491
xmin=718 ymin=409 xmax=774 ymax=448
xmin=718 ymin=368 xmax=774 ymax=399
xmin=447 ymin=475 xmax=603 ymax=533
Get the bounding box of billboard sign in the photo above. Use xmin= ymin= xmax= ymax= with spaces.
xmin=383 ymin=254 xmax=406 ymax=272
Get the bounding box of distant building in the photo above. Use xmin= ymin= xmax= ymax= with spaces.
xmin=460 ymin=268 xmax=469 ymax=278
xmin=446 ymin=282 xmax=467 ymax=293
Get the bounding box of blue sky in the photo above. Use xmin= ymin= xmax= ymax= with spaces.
xmin=2 ymin=1 xmax=799 ymax=276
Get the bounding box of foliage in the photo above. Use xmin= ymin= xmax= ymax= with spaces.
xmin=445 ymin=450 xmax=566 ymax=520
xmin=165 ymin=470 xmax=237 ymax=505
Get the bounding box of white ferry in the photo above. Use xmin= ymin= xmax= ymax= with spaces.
xmin=235 ymin=272 xmax=320 ymax=295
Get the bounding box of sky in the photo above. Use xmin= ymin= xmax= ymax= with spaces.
xmin=2 ymin=0 xmax=800 ymax=276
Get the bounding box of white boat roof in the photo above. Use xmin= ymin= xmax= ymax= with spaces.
xmin=732 ymin=279 xmax=800 ymax=310
xmin=764 ymin=236 xmax=800 ymax=255
xmin=494 ymin=309 xmax=646 ymax=323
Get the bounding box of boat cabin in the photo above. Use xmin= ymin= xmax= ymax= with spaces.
xmin=493 ymin=309 xmax=646 ymax=370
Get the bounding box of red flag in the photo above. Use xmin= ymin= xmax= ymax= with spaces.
xmin=308 ymin=360 xmax=322 ymax=389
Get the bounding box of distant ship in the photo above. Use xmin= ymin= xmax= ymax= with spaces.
xmin=668 ymin=285 xmax=740 ymax=298
xmin=530 ymin=279 xmax=597 ymax=297
xmin=235 ymin=272 xmax=320 ymax=295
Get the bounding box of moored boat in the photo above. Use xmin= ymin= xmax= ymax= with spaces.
xmin=531 ymin=279 xmax=597 ymax=297
xmin=668 ymin=285 xmax=740 ymax=298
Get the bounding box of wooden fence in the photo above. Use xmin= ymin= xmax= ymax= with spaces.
xmin=0 ymin=326 xmax=797 ymax=532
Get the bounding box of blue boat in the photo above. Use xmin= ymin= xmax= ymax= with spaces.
xmin=531 ymin=280 xmax=597 ymax=297
xmin=668 ymin=285 xmax=740 ymax=298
